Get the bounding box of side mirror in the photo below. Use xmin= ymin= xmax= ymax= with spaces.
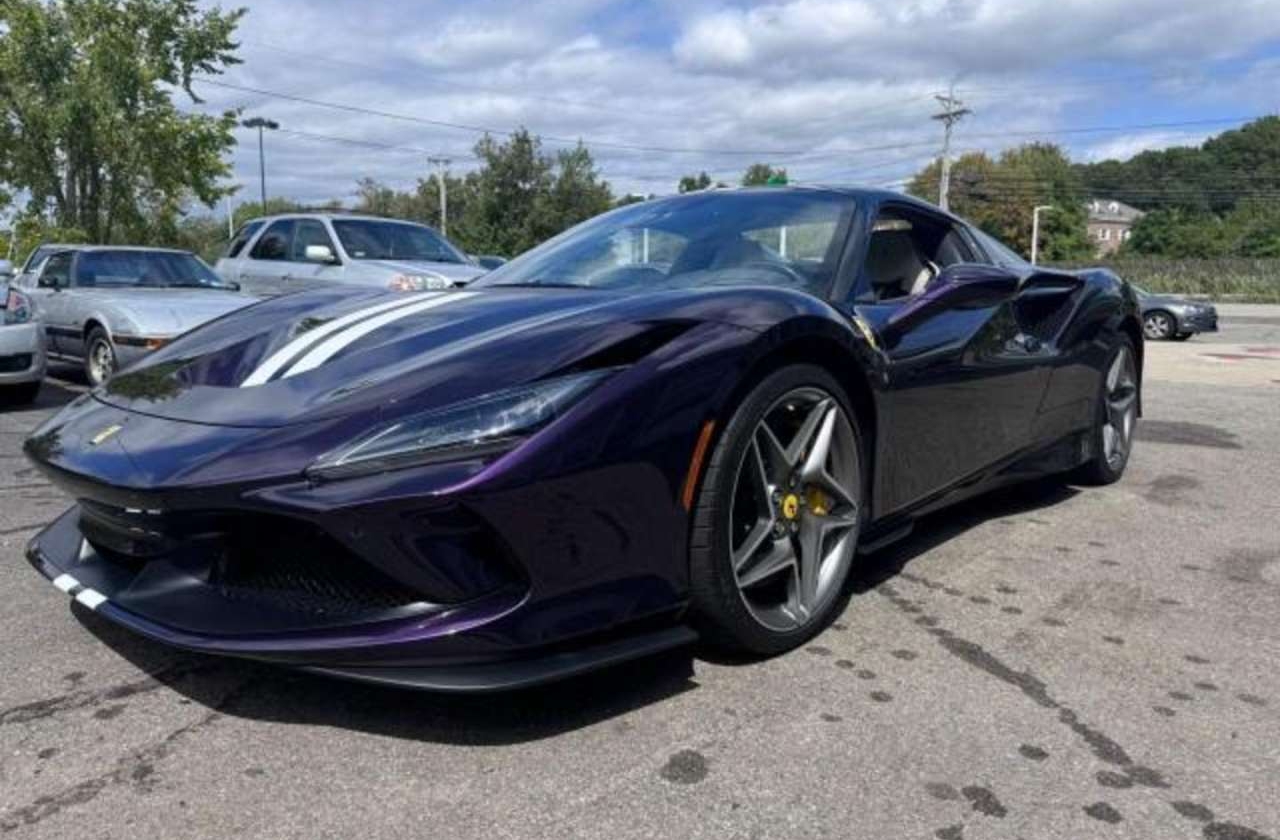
xmin=304 ymin=244 xmax=337 ymax=264
xmin=882 ymin=263 xmax=1019 ymax=347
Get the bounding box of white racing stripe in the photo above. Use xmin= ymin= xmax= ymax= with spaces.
xmin=75 ymin=589 xmax=108 ymax=610
xmin=240 ymin=294 xmax=443 ymax=388
xmin=282 ymin=292 xmax=476 ymax=380
xmin=52 ymin=573 xmax=79 ymax=593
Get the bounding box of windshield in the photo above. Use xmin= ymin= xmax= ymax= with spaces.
xmin=75 ymin=251 xmax=231 ymax=289
xmin=474 ymin=191 xmax=855 ymax=296
xmin=332 ymin=220 xmax=466 ymax=263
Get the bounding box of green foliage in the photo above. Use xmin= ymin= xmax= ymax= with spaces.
xmin=1124 ymin=200 xmax=1280 ymax=259
xmin=1076 ymin=117 xmax=1280 ymax=215
xmin=351 ymin=130 xmax=613 ymax=258
xmin=1052 ymin=256 xmax=1280 ymax=303
xmin=679 ymin=172 xmax=713 ymax=193
xmin=0 ymin=0 xmax=244 ymax=243
xmin=908 ymin=144 xmax=1093 ymax=261
xmin=742 ymin=163 xmax=787 ymax=187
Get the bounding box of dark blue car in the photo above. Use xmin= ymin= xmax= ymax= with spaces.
xmin=24 ymin=187 xmax=1143 ymax=691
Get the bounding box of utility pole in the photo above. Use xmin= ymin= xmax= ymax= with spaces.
xmin=932 ymin=83 xmax=971 ymax=212
xmin=427 ymin=156 xmax=452 ymax=237
xmin=242 ymin=117 xmax=279 ymax=210
xmin=1031 ymin=205 xmax=1054 ymax=265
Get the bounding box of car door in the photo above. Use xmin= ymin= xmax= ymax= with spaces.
xmin=237 ymin=219 xmax=295 ymax=297
xmin=29 ymin=251 xmax=76 ymax=356
xmin=282 ymin=218 xmax=344 ymax=291
xmin=847 ymin=204 xmax=1051 ymax=517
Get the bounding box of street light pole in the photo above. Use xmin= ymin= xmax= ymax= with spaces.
xmin=427 ymin=156 xmax=452 ymax=237
xmin=241 ymin=117 xmax=279 ymax=210
xmin=1031 ymin=205 xmax=1054 ymax=265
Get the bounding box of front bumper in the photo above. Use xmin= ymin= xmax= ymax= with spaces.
xmin=0 ymin=322 xmax=46 ymax=385
xmin=1177 ymin=310 xmax=1218 ymax=334
xmin=27 ymin=506 xmax=693 ymax=690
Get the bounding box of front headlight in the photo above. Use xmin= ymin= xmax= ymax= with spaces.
xmin=388 ymin=273 xmax=451 ymax=292
xmin=306 ymin=369 xmax=614 ymax=481
xmin=2 ymin=288 xmax=33 ymax=325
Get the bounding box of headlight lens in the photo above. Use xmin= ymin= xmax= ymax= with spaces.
xmin=2 ymin=288 xmax=33 ymax=325
xmin=307 ymin=369 xmax=614 ymax=481
xmin=388 ymin=273 xmax=451 ymax=292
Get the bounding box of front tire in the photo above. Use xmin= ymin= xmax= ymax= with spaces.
xmin=1073 ymin=337 xmax=1138 ymax=486
xmin=84 ymin=327 xmax=117 ymax=387
xmin=688 ymin=364 xmax=865 ymax=655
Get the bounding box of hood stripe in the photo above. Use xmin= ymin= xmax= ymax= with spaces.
xmin=282 ymin=292 xmax=478 ymax=380
xmin=240 ymin=294 xmax=441 ymax=388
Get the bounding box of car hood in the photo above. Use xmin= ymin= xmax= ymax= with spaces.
xmin=70 ymin=288 xmax=257 ymax=333
xmin=356 ymin=259 xmax=487 ymax=284
xmin=90 ymin=285 xmax=783 ymax=428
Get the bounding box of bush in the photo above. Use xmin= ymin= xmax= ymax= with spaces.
xmin=1049 ymin=257 xmax=1280 ymax=303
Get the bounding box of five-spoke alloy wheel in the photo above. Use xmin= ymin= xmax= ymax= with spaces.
xmin=1075 ymin=338 xmax=1139 ymax=486
xmin=688 ymin=365 xmax=864 ymax=654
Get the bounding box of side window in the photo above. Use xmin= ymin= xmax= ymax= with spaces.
xmin=291 ymin=220 xmax=337 ymax=261
xmin=863 ymin=208 xmax=976 ymax=301
xmin=226 ymin=221 xmax=264 ymax=258
xmin=39 ymin=253 xmax=73 ymax=288
xmin=972 ymin=228 xmax=1027 ymax=269
xmin=249 ymin=220 xmax=295 ymax=261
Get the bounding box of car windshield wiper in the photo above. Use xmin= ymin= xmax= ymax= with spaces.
xmin=166 ymin=281 xmax=229 ymax=289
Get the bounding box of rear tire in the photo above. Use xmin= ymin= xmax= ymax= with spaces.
xmin=84 ymin=327 xmax=117 ymax=387
xmin=1170 ymin=333 xmax=1192 ymax=342
xmin=1073 ymin=337 xmax=1138 ymax=486
xmin=1143 ymin=311 xmax=1175 ymax=341
xmin=688 ymin=364 xmax=865 ymax=656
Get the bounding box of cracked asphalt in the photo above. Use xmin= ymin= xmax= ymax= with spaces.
xmin=2 ymin=307 xmax=1278 ymax=839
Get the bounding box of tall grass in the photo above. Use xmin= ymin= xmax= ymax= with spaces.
xmin=1050 ymin=258 xmax=1280 ymax=303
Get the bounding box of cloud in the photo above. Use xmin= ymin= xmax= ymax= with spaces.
xmin=182 ymin=0 xmax=1280 ymax=208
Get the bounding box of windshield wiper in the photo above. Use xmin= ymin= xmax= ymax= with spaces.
xmin=487 ymin=281 xmax=594 ymax=289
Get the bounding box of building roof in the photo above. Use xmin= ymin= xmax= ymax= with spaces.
xmin=1087 ymin=199 xmax=1145 ymax=223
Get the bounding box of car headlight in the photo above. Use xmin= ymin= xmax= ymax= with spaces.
xmin=306 ymin=369 xmax=614 ymax=481
xmin=2 ymin=288 xmax=33 ymax=325
xmin=388 ymin=273 xmax=451 ymax=292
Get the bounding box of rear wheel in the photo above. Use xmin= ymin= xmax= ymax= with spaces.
xmin=1170 ymin=333 xmax=1192 ymax=342
xmin=689 ymin=364 xmax=864 ymax=655
xmin=1074 ymin=338 xmax=1138 ymax=486
xmin=84 ymin=327 xmax=117 ymax=387
xmin=1143 ymin=311 xmax=1175 ymax=341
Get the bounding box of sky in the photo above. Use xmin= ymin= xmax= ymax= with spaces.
xmin=190 ymin=0 xmax=1280 ymax=211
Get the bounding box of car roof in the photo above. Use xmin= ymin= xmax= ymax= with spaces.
xmin=242 ymin=212 xmax=433 ymax=227
xmin=637 ymin=184 xmax=966 ymax=223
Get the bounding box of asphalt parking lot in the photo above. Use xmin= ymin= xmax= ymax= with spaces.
xmin=2 ymin=308 xmax=1278 ymax=840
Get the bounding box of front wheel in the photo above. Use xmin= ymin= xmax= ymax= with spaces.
xmin=84 ymin=327 xmax=117 ymax=387
xmin=1073 ymin=338 xmax=1139 ymax=486
xmin=688 ymin=364 xmax=865 ymax=655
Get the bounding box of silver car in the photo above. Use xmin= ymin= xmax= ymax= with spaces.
xmin=215 ymin=213 xmax=486 ymax=297
xmin=0 ymin=261 xmax=47 ymax=404
xmin=15 ymin=246 xmax=257 ymax=386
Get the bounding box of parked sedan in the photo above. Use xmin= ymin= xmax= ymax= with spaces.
xmin=16 ymin=246 xmax=257 ymax=386
xmin=216 ymin=213 xmax=485 ymax=297
xmin=1137 ymin=286 xmax=1218 ymax=341
xmin=0 ymin=279 xmax=46 ymax=404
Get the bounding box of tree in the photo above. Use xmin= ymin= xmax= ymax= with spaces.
xmin=679 ymin=172 xmax=713 ymax=193
xmin=742 ymin=163 xmax=787 ymax=187
xmin=0 ymin=0 xmax=244 ymax=243
xmin=907 ymin=144 xmax=1092 ymax=261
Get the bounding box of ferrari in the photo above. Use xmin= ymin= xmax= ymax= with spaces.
xmin=24 ymin=187 xmax=1143 ymax=691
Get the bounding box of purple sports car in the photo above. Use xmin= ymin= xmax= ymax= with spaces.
xmin=24 ymin=188 xmax=1143 ymax=691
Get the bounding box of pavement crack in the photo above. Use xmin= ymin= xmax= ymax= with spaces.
xmin=0 ymin=675 xmax=256 ymax=832
xmin=0 ymin=661 xmax=213 ymax=727
xmin=880 ymin=579 xmax=1274 ymax=838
